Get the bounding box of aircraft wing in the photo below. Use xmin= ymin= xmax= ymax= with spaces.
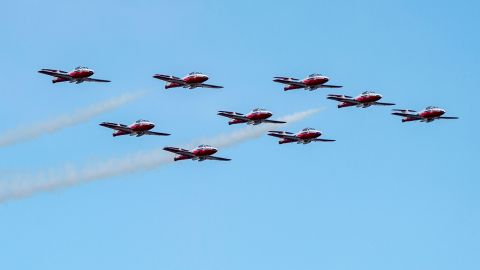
xmin=153 ymin=74 xmax=186 ymax=85
xmin=273 ymin=78 xmax=306 ymax=87
xmin=438 ymin=116 xmax=459 ymax=119
xmin=99 ymin=122 xmax=133 ymax=133
xmin=217 ymin=111 xmax=250 ymax=121
xmin=373 ymin=102 xmax=395 ymax=106
xmin=197 ymin=83 xmax=223 ymax=89
xmin=313 ymin=138 xmax=336 ymax=142
xmin=267 ymin=132 xmax=298 ymax=140
xmin=83 ymin=78 xmax=111 ymax=83
xmin=263 ymin=119 xmax=287 ymax=124
xmin=38 ymin=69 xmax=72 ymax=80
xmin=204 ymin=155 xmax=231 ymax=161
xmin=163 ymin=147 xmax=195 ymax=157
xmin=326 ymin=95 xmax=357 ymax=104
xmin=318 ymin=84 xmax=342 ymax=88
xmin=143 ymin=131 xmax=171 ymax=136
xmin=391 ymin=112 xmax=422 ymax=118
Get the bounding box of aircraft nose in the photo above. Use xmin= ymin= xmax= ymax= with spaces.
xmin=323 ymin=76 xmax=330 ymax=82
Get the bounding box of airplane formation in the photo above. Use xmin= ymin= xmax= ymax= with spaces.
xmin=38 ymin=67 xmax=459 ymax=162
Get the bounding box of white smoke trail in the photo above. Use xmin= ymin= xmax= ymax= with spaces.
xmin=0 ymin=91 xmax=145 ymax=147
xmin=0 ymin=108 xmax=322 ymax=203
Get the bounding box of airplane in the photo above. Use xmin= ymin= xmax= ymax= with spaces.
xmin=163 ymin=144 xmax=231 ymax=161
xmin=273 ymin=73 xmax=342 ymax=91
xmin=153 ymin=72 xmax=223 ymax=89
xmin=38 ymin=66 xmax=111 ymax=84
xmin=327 ymin=91 xmax=396 ymax=108
xmin=217 ymin=108 xmax=287 ymax=125
xmin=268 ymin=128 xmax=336 ymax=144
xmin=391 ymin=106 xmax=459 ymax=123
xmin=99 ymin=120 xmax=171 ymax=137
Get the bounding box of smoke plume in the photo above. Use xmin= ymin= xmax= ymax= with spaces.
xmin=0 ymin=91 xmax=144 ymax=147
xmin=0 ymin=108 xmax=322 ymax=203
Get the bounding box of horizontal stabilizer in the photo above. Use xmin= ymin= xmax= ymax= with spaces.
xmin=268 ymin=131 xmax=294 ymax=134
xmin=392 ymin=109 xmax=417 ymax=113
xmin=217 ymin=111 xmax=243 ymax=115
xmin=153 ymin=74 xmax=181 ymax=80
xmin=100 ymin=122 xmax=123 ymax=127
xmin=273 ymin=76 xmax=299 ymax=81
xmin=327 ymin=94 xmax=353 ymax=98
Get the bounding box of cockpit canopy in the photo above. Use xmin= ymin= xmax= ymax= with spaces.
xmin=308 ymin=73 xmax=322 ymax=77
xmin=426 ymin=106 xmax=438 ymax=110
xmin=301 ymin=127 xmax=315 ymax=132
xmin=75 ymin=66 xmax=89 ymax=70
xmin=362 ymin=91 xmax=375 ymax=95
xmin=135 ymin=119 xmax=149 ymax=123
xmin=252 ymin=108 xmax=266 ymax=112
xmin=198 ymin=144 xmax=212 ymax=148
xmin=189 ymin=71 xmax=203 ymax=75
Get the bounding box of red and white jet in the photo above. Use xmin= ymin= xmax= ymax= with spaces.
xmin=153 ymin=72 xmax=223 ymax=89
xmin=217 ymin=108 xmax=287 ymax=125
xmin=327 ymin=91 xmax=396 ymax=108
xmin=99 ymin=120 xmax=170 ymax=137
xmin=163 ymin=144 xmax=231 ymax=162
xmin=391 ymin=106 xmax=459 ymax=123
xmin=38 ymin=66 xmax=111 ymax=84
xmin=273 ymin=73 xmax=342 ymax=91
xmin=268 ymin=128 xmax=336 ymax=144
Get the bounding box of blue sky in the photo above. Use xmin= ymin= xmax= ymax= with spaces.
xmin=1 ymin=0 xmax=479 ymax=269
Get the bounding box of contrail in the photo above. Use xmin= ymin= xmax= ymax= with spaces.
xmin=0 ymin=108 xmax=322 ymax=203
xmin=0 ymin=91 xmax=145 ymax=147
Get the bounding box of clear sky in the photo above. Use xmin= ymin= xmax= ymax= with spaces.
xmin=1 ymin=0 xmax=479 ymax=269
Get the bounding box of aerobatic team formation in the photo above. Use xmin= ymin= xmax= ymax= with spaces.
xmin=38 ymin=66 xmax=459 ymax=162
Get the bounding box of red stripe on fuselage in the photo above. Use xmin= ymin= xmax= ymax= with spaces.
xmin=246 ymin=112 xmax=272 ymax=120
xmin=113 ymin=130 xmax=129 ymax=136
xmin=284 ymin=85 xmax=304 ymax=91
xmin=68 ymin=70 xmax=94 ymax=78
xmin=174 ymin=155 xmax=192 ymax=161
xmin=297 ymin=132 xmax=321 ymax=140
xmin=52 ymin=77 xmax=69 ymax=83
xmin=183 ymin=75 xmax=208 ymax=84
xmin=303 ymin=77 xmax=328 ymax=86
xmin=165 ymin=82 xmax=182 ymax=89
xmin=356 ymin=95 xmax=381 ymax=103
xmin=129 ymin=123 xmax=154 ymax=132
xmin=338 ymin=102 xmax=356 ymax=108
xmin=192 ymin=148 xmax=217 ymax=156
xmin=420 ymin=110 xmax=445 ymax=118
